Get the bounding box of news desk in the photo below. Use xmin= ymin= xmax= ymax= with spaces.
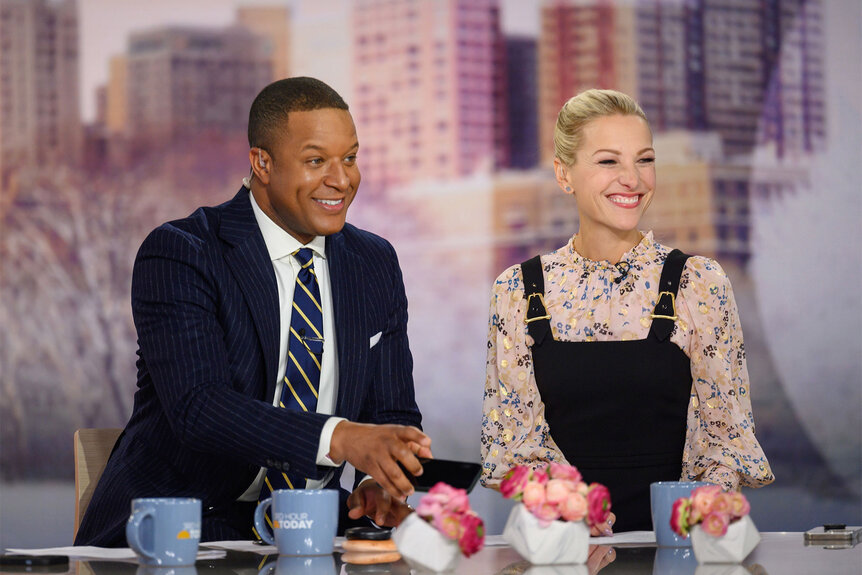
xmin=42 ymin=533 xmax=858 ymax=575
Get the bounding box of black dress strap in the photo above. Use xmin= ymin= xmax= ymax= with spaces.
xmin=649 ymin=249 xmax=692 ymax=342
xmin=520 ymin=255 xmax=551 ymax=346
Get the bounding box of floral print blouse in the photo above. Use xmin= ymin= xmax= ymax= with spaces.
xmin=480 ymin=232 xmax=774 ymax=492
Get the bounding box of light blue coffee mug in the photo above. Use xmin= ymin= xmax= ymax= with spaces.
xmin=137 ymin=567 xmax=198 ymax=575
xmin=257 ymin=554 xmax=337 ymax=575
xmin=652 ymin=547 xmax=698 ymax=574
xmin=650 ymin=481 xmax=710 ymax=547
xmin=126 ymin=497 xmax=201 ymax=566
xmin=254 ymin=489 xmax=338 ymax=555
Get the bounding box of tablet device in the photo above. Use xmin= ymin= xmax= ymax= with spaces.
xmin=402 ymin=458 xmax=482 ymax=493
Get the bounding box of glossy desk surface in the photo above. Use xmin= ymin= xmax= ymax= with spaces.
xmin=8 ymin=534 xmax=860 ymax=575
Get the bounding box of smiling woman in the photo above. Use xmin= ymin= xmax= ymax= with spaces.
xmin=480 ymin=89 xmax=774 ymax=533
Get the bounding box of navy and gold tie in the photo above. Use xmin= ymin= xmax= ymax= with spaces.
xmin=256 ymin=248 xmax=323 ymax=530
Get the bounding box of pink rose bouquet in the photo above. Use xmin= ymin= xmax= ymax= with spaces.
xmin=670 ymin=485 xmax=751 ymax=538
xmin=499 ymin=463 xmax=611 ymax=528
xmin=414 ymin=482 xmax=485 ymax=557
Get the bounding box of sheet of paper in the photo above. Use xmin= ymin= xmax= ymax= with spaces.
xmin=201 ymin=540 xmax=277 ymax=555
xmin=483 ymin=535 xmax=510 ymax=547
xmin=4 ymin=546 xmax=226 ymax=562
xmin=203 ymin=537 xmax=355 ymax=556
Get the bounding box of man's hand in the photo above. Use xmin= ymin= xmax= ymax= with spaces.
xmin=347 ymin=481 xmax=413 ymax=526
xmin=330 ymin=421 xmax=432 ymax=500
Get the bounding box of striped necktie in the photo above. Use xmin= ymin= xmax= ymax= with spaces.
xmin=257 ymin=248 xmax=323 ymax=515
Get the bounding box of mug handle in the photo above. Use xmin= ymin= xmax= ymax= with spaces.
xmin=254 ymin=498 xmax=275 ymax=545
xmin=257 ymin=558 xmax=276 ymax=575
xmin=126 ymin=506 xmax=157 ymax=561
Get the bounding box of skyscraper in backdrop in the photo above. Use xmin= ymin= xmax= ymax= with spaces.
xmin=351 ymin=0 xmax=508 ymax=195
xmin=539 ymin=0 xmax=825 ymax=162
xmin=121 ymin=26 xmax=272 ymax=153
xmin=0 ymin=0 xmax=81 ymax=186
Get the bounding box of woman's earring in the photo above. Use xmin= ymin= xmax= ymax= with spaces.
xmin=565 ymin=186 xmax=572 ymax=192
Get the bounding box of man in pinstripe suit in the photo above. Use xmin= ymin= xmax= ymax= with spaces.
xmin=75 ymin=78 xmax=431 ymax=546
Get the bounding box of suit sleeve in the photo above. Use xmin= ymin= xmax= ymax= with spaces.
xmin=132 ymin=224 xmax=330 ymax=479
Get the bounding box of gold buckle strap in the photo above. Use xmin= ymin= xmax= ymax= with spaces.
xmin=525 ymin=293 xmax=551 ymax=324
xmin=650 ymin=291 xmax=678 ymax=321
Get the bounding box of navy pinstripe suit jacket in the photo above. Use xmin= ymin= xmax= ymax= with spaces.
xmin=75 ymin=188 xmax=422 ymax=546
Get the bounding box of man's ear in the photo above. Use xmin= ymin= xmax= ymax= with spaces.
xmin=249 ymin=148 xmax=270 ymax=185
xmin=553 ymin=158 xmax=573 ymax=195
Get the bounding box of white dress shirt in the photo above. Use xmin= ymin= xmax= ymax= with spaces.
xmin=238 ymin=187 xmax=345 ymax=500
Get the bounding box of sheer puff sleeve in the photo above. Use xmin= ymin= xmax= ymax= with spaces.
xmin=679 ymin=257 xmax=774 ymax=490
xmin=480 ymin=264 xmax=567 ymax=488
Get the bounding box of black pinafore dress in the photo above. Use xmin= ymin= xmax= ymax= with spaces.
xmin=520 ymin=249 xmax=692 ymax=532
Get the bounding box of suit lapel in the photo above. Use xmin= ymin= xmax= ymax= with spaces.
xmin=220 ymin=189 xmax=280 ymax=400
xmin=327 ymin=230 xmax=366 ymax=419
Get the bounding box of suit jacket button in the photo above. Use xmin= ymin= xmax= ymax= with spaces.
xmin=282 ymin=462 xmax=290 ymax=471
xmin=266 ymin=459 xmax=275 ymax=467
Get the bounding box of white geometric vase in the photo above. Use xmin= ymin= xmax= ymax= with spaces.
xmin=691 ymin=515 xmax=760 ymax=564
xmin=393 ymin=512 xmax=461 ymax=572
xmin=502 ymin=504 xmax=590 ymax=565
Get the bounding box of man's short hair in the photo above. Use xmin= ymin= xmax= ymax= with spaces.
xmin=248 ymin=77 xmax=349 ymax=152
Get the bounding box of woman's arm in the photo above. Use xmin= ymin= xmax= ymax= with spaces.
xmin=480 ymin=265 xmax=567 ymax=488
xmin=678 ymin=258 xmax=774 ymax=490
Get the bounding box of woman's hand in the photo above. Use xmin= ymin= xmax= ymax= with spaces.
xmin=586 ymin=544 xmax=616 ymax=574
xmin=590 ymin=512 xmax=616 ymax=537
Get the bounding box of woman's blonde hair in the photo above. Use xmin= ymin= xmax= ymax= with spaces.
xmin=554 ymin=89 xmax=649 ymax=166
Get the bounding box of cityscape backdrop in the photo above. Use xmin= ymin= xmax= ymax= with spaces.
xmin=1 ymin=0 xmax=860 ymax=548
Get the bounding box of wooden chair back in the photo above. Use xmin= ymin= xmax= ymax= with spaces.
xmin=73 ymin=428 xmax=122 ymax=538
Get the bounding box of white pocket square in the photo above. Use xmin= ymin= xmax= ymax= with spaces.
xmin=369 ymin=331 xmax=382 ymax=348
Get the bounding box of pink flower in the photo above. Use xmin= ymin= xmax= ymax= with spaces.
xmin=560 ymin=492 xmax=588 ymax=522
xmin=727 ymin=491 xmax=750 ymax=519
xmin=434 ymin=509 xmax=462 ymax=540
xmin=532 ymin=468 xmax=549 ymax=485
xmin=690 ymin=484 xmax=722 ymax=519
xmin=586 ymin=483 xmax=611 ymax=527
xmin=442 ymin=488 xmax=470 ymax=514
xmin=700 ymin=511 xmax=730 ymax=537
xmin=415 ymin=482 xmax=485 ymax=557
xmin=457 ymin=513 xmax=485 ymax=557
xmin=418 ymin=482 xmax=470 ymax=519
xmin=669 ymin=487 xmax=750 ymax=537
xmin=532 ymin=502 xmax=561 ymax=526
xmin=670 ymin=497 xmax=692 ymax=537
xmin=545 ymin=479 xmax=572 ymax=505
xmin=522 ymin=481 xmax=546 ymax=509
xmin=548 ymin=462 xmax=582 ymax=483
xmin=500 ymin=466 xmax=530 ymax=500
xmin=500 ymin=464 xmax=612 ymax=527
xmin=415 ymin=497 xmax=442 ymax=519
xmin=710 ymin=491 xmax=733 ymax=516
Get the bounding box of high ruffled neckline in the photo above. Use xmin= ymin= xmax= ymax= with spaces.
xmin=567 ymin=231 xmax=656 ymax=271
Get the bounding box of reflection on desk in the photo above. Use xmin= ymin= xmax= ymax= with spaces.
xmin=30 ymin=533 xmax=860 ymax=575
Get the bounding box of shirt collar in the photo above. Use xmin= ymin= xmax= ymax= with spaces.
xmin=247 ymin=187 xmax=326 ymax=262
xmin=568 ymin=230 xmax=655 ymax=269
